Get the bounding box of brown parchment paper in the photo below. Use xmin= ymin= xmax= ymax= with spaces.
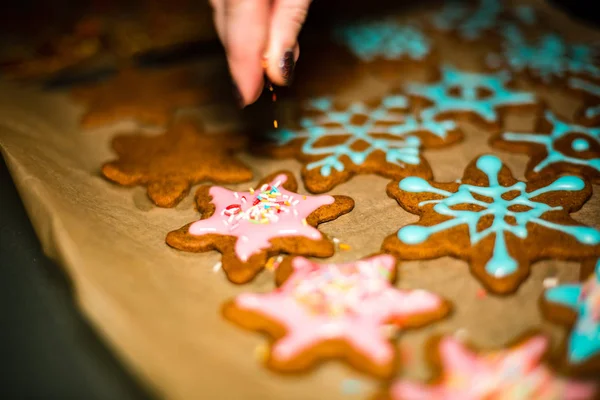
xmin=1 ymin=2 xmax=599 ymax=399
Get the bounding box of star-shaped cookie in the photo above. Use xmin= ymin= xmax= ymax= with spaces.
xmin=265 ymin=95 xmax=462 ymax=194
xmin=223 ymin=255 xmax=450 ymax=377
xmin=102 ymin=117 xmax=252 ymax=207
xmin=542 ymin=258 xmax=600 ymax=373
xmin=493 ymin=110 xmax=600 ymax=184
xmin=72 ymin=66 xmax=209 ymax=129
xmin=383 ymin=154 xmax=600 ymax=295
xmin=386 ymin=335 xmax=597 ymax=399
xmin=166 ymin=171 xmax=354 ymax=284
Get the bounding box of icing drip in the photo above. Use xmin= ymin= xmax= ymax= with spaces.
xmin=496 ymin=25 xmax=600 ymax=83
xmin=397 ymin=155 xmax=600 ymax=277
xmin=334 ymin=20 xmax=431 ymax=61
xmin=545 ymin=259 xmax=600 ymax=363
xmin=270 ymin=96 xmax=457 ymax=176
xmin=390 ymin=336 xmax=597 ymax=399
xmin=188 ymin=174 xmax=334 ymax=261
xmin=568 ymin=78 xmax=600 ymax=120
xmin=502 ymin=110 xmax=600 ymax=174
xmin=234 ymin=255 xmax=445 ymax=364
xmin=406 ymin=65 xmax=536 ymax=123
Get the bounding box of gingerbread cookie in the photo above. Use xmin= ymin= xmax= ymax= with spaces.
xmin=431 ymin=0 xmax=536 ymax=42
xmin=492 ymin=110 xmax=600 ymax=184
xmin=383 ymin=334 xmax=597 ymax=399
xmin=332 ymin=19 xmax=436 ymax=81
xmin=541 ymin=258 xmax=600 ymax=374
xmin=568 ymin=78 xmax=600 ymax=127
xmin=488 ymin=24 xmax=600 ymax=85
xmin=383 ymin=154 xmax=600 ymax=295
xmin=102 ymin=118 xmax=252 ymax=207
xmin=405 ymin=65 xmax=538 ymax=131
xmin=72 ymin=66 xmax=209 ymax=129
xmin=223 ymin=255 xmax=450 ymax=377
xmin=265 ymin=94 xmax=462 ymax=194
xmin=166 ymin=171 xmax=354 ymax=284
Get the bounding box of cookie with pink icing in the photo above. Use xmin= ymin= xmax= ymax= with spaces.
xmin=383 ymin=334 xmax=598 ymax=400
xmin=166 ymin=171 xmax=354 ymax=284
xmin=223 ymin=254 xmax=450 ymax=377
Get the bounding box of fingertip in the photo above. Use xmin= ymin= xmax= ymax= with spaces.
xmin=230 ymin=66 xmax=264 ymax=107
xmin=225 ymin=0 xmax=269 ymax=106
xmin=266 ymin=44 xmax=300 ymax=87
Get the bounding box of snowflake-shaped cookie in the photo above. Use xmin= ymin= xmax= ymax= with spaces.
xmin=72 ymin=66 xmax=209 ymax=129
xmin=383 ymin=154 xmax=600 ymax=294
xmin=493 ymin=110 xmax=600 ymax=184
xmin=432 ymin=0 xmax=503 ymax=40
xmin=568 ymin=77 xmax=600 ymax=126
xmin=267 ymin=95 xmax=461 ymax=193
xmin=491 ymin=24 xmax=600 ymax=84
xmin=166 ymin=171 xmax=354 ymax=283
xmin=405 ymin=65 xmax=537 ymax=129
xmin=333 ymin=20 xmax=431 ymax=62
xmin=223 ymin=255 xmax=449 ymax=377
xmin=543 ymin=259 xmax=600 ymax=371
xmin=102 ymin=118 xmax=252 ymax=207
xmin=388 ymin=335 xmax=597 ymax=399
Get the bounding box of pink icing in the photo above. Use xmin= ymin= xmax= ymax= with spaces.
xmin=390 ymin=336 xmax=597 ymax=400
xmin=188 ymin=174 xmax=334 ymax=262
xmin=234 ymin=255 xmax=445 ymax=365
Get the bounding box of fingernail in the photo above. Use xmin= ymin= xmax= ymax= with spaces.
xmin=280 ymin=49 xmax=295 ymax=86
xmin=232 ymin=81 xmax=244 ymax=108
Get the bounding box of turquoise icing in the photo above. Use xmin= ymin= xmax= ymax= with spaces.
xmin=270 ymin=96 xmax=457 ymax=177
xmin=544 ymin=259 xmax=600 ymax=363
xmin=497 ymin=25 xmax=600 ymax=83
xmin=432 ymin=0 xmax=502 ymax=40
xmin=397 ymin=155 xmax=600 ymax=277
xmin=405 ymin=65 xmax=536 ymax=123
xmin=572 ymin=138 xmax=590 ymax=152
xmin=334 ymin=21 xmax=431 ymax=61
xmin=568 ymin=78 xmax=600 ymax=119
xmin=502 ymin=110 xmax=600 ymax=174
xmin=514 ymin=5 xmax=536 ymax=25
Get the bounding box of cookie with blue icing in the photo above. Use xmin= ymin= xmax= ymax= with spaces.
xmin=568 ymin=77 xmax=600 ymax=127
xmin=263 ymin=95 xmax=462 ymax=194
xmin=541 ymin=258 xmax=600 ymax=374
xmin=382 ymin=154 xmax=600 ymax=295
xmin=405 ymin=65 xmax=538 ymax=131
xmin=332 ymin=19 xmax=437 ymax=82
xmin=492 ymin=110 xmax=600 ymax=184
xmin=488 ymin=24 xmax=600 ymax=86
xmin=430 ymin=0 xmax=537 ymax=42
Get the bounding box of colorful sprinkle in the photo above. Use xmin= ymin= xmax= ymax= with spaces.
xmin=212 ymin=261 xmax=222 ymax=272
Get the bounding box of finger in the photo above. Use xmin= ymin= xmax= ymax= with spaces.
xmin=225 ymin=0 xmax=269 ymax=106
xmin=209 ymin=0 xmax=226 ymax=44
xmin=265 ymin=0 xmax=311 ymax=86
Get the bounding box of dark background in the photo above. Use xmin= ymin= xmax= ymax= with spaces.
xmin=0 ymin=1 xmax=598 ymax=399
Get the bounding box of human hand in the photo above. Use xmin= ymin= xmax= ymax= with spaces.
xmin=210 ymin=0 xmax=312 ymax=106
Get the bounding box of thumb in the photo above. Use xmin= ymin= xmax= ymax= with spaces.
xmin=265 ymin=0 xmax=311 ymax=86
